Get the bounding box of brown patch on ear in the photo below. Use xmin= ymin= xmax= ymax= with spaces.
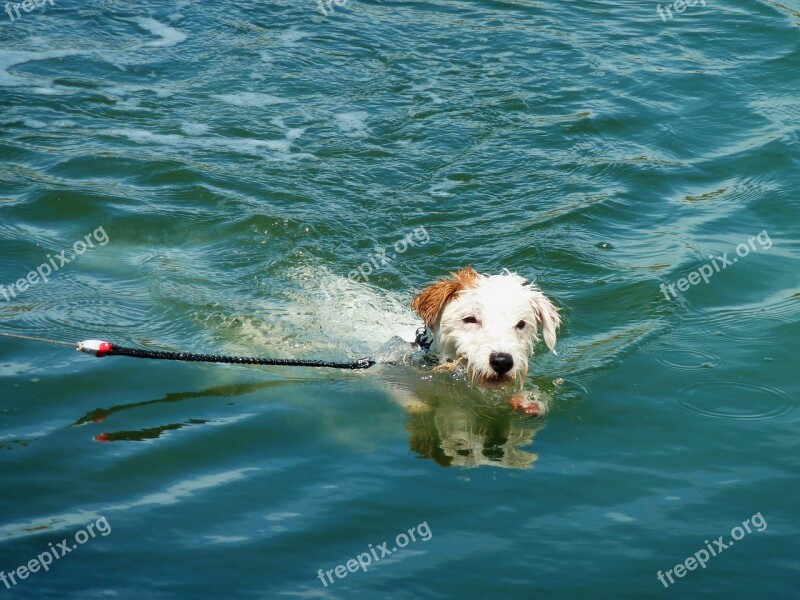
xmin=411 ymin=266 xmax=480 ymax=330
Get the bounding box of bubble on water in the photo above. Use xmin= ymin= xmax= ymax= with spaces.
xmin=298 ymin=224 xmax=314 ymax=235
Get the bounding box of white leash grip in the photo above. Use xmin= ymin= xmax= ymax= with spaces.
xmin=77 ymin=340 xmax=113 ymax=357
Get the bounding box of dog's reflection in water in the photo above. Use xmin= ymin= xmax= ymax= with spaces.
xmin=382 ymin=368 xmax=548 ymax=469
xmin=71 ymin=365 xmax=547 ymax=468
xmin=406 ymin=404 xmax=544 ymax=469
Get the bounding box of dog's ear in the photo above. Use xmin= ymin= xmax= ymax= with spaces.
xmin=412 ymin=266 xmax=479 ymax=330
xmin=530 ymin=291 xmax=561 ymax=354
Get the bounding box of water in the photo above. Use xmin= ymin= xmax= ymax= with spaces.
xmin=1 ymin=0 xmax=798 ymax=598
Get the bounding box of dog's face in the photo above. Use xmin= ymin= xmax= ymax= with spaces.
xmin=412 ymin=266 xmax=560 ymax=386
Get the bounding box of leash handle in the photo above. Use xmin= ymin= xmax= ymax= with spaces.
xmin=77 ymin=340 xmax=113 ymax=356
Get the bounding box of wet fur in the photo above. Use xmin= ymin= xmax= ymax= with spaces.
xmin=411 ymin=266 xmax=561 ymax=388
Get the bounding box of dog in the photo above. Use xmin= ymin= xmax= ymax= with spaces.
xmin=408 ymin=265 xmax=561 ymax=415
xmin=71 ymin=264 xmax=561 ymax=469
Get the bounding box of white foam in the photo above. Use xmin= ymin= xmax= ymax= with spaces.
xmin=22 ymin=118 xmax=46 ymax=129
xmin=30 ymin=86 xmax=77 ymax=95
xmin=240 ymin=264 xmax=420 ymax=357
xmin=212 ymin=92 xmax=283 ymax=108
xmin=112 ymin=97 xmax=141 ymax=111
xmin=279 ymin=27 xmax=312 ymax=46
xmin=271 ymin=117 xmax=305 ymax=142
xmin=429 ymin=179 xmax=458 ymax=198
xmin=108 ymin=129 xmax=183 ymax=146
xmin=107 ymin=127 xmax=302 ymax=157
xmin=181 ymin=122 xmax=210 ymax=136
xmin=286 ymin=128 xmax=304 ymax=142
xmin=135 ymin=17 xmax=187 ymax=48
xmin=334 ymin=111 xmax=369 ymax=137
xmin=222 ymin=137 xmax=290 ymax=154
xmin=2 ymin=118 xmax=78 ymax=129
xmin=410 ymin=83 xmax=445 ymax=105
xmin=0 ymin=49 xmax=82 ymax=89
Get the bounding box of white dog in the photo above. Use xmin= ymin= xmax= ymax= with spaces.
xmin=409 ymin=266 xmax=561 ymax=414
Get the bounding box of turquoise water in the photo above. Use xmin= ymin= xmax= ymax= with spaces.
xmin=1 ymin=0 xmax=799 ymax=598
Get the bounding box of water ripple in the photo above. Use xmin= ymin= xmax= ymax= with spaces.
xmin=675 ymin=380 xmax=797 ymax=422
xmin=653 ymin=348 xmax=721 ymax=371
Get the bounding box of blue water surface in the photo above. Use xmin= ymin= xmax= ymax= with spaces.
xmin=1 ymin=0 xmax=799 ymax=598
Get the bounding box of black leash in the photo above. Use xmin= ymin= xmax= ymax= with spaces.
xmin=102 ymin=344 xmax=375 ymax=369
xmin=0 ymin=332 xmax=375 ymax=370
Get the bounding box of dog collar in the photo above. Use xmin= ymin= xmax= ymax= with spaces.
xmin=414 ymin=326 xmax=432 ymax=351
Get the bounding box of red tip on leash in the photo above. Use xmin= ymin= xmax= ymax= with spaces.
xmin=77 ymin=340 xmax=113 ymax=357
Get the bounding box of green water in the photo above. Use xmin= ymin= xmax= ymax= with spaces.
xmin=1 ymin=0 xmax=798 ymax=598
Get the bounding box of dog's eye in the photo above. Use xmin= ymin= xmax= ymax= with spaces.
xmin=463 ymin=316 xmax=478 ymax=324
xmin=515 ymin=320 xmax=526 ymax=330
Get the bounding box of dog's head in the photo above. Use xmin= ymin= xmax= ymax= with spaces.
xmin=411 ymin=266 xmax=560 ymax=386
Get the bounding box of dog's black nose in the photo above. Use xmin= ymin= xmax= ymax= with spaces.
xmin=489 ymin=352 xmax=514 ymax=376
